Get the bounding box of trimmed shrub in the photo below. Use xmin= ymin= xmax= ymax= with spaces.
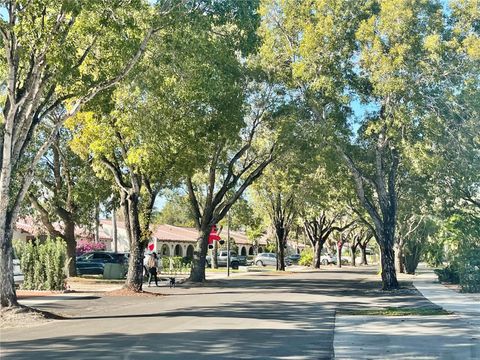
xmin=19 ymin=238 xmax=67 ymax=290
xmin=161 ymin=256 xmax=190 ymax=274
xmin=458 ymin=245 xmax=480 ymax=293
xmin=299 ymin=249 xmax=313 ymax=266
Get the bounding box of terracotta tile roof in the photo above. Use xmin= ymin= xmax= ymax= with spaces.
xmin=150 ymin=224 xmax=260 ymax=245
xmin=15 ymin=216 xmax=110 ymax=241
xmin=16 ymin=218 xmax=272 ymax=246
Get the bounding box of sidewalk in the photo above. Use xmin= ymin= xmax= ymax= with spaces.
xmin=413 ymin=266 xmax=480 ymax=313
xmin=334 ymin=266 xmax=480 ymax=359
xmin=413 ymin=265 xmax=480 ymax=331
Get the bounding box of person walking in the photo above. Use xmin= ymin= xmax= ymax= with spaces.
xmin=147 ymin=252 xmax=159 ymax=287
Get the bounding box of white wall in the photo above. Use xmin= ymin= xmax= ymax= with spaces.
xmin=100 ymin=223 xmax=129 ymax=252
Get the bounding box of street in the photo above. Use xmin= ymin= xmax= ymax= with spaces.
xmin=1 ymin=267 xmax=477 ymax=359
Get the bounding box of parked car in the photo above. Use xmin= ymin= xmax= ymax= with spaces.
xmin=287 ymin=254 xmax=301 ymax=264
xmin=237 ymin=255 xmax=249 ymax=266
xmin=254 ymin=253 xmax=291 ymax=267
xmin=320 ymin=253 xmax=336 ymax=265
xmin=206 ymin=251 xmax=239 ymax=269
xmin=76 ymin=251 xmax=128 ymax=275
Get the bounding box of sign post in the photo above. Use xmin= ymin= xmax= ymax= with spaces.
xmin=227 ymin=211 xmax=230 ymax=277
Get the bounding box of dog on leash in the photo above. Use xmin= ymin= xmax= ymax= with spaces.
xmin=169 ymin=277 xmax=176 ymax=288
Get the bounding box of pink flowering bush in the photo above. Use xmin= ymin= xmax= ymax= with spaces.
xmin=76 ymin=239 xmax=106 ymax=255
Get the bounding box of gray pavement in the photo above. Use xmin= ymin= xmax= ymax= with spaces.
xmin=2 ymin=266 xmax=478 ymax=359
xmin=334 ymin=265 xmax=480 ymax=359
xmin=334 ymin=315 xmax=479 ymax=359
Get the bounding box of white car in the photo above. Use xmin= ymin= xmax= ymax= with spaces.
xmin=254 ymin=253 xmax=277 ymax=267
xmin=320 ymin=253 xmax=336 ymax=265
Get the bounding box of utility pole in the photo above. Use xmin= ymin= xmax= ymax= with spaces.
xmin=113 ymin=206 xmax=118 ymax=253
xmin=227 ymin=211 xmax=231 ymax=277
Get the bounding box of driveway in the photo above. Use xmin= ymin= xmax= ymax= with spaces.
xmin=1 ymin=267 xmax=442 ymax=360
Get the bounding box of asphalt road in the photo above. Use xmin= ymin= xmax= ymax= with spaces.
xmin=1 ymin=266 xmax=439 ymax=360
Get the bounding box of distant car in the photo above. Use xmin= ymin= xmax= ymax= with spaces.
xmin=206 ymin=251 xmax=239 ymax=269
xmin=287 ymin=254 xmax=301 ymax=263
xmin=76 ymin=251 xmax=128 ymax=275
xmin=254 ymin=253 xmax=291 ymax=267
xmin=237 ymin=255 xmax=249 ymax=266
xmin=320 ymin=253 xmax=336 ymax=265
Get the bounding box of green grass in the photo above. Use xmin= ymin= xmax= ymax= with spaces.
xmin=68 ymin=276 xmax=126 ymax=284
xmin=338 ymin=307 xmax=452 ymax=316
xmin=205 ymin=268 xmax=240 ymax=273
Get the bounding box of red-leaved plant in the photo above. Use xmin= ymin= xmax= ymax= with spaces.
xmin=76 ymin=239 xmax=106 ymax=255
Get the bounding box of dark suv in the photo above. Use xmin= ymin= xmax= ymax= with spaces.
xmin=76 ymin=251 xmax=127 ymax=275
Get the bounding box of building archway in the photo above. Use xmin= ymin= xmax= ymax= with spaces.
xmin=186 ymin=245 xmax=194 ymax=260
xmin=258 ymin=247 xmax=263 ymax=253
xmin=248 ymin=247 xmax=254 ymax=256
xmin=174 ymin=244 xmax=183 ymax=257
xmin=240 ymin=246 xmax=247 ymax=256
xmin=160 ymin=244 xmax=170 ymax=256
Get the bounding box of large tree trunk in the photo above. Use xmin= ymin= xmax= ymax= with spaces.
xmin=64 ymin=220 xmax=77 ymax=277
xmin=211 ymin=236 xmax=218 ymax=269
xmin=394 ymin=243 xmax=405 ymax=274
xmin=278 ymin=236 xmax=286 ymax=271
xmin=337 ymin=244 xmax=342 ymax=267
xmin=191 ymin=226 xmax=209 ymax=282
xmin=359 ymin=245 xmax=368 ymax=265
xmin=124 ymin=192 xmax=145 ymax=291
xmin=351 ymin=245 xmax=357 ymax=267
xmin=275 ymin=225 xmax=286 ymax=271
xmin=380 ymin=242 xmax=398 ymax=290
xmin=337 ymin=242 xmax=343 ymax=268
xmin=313 ymin=241 xmax=323 ymax=268
xmin=0 ymin=219 xmax=18 ymax=307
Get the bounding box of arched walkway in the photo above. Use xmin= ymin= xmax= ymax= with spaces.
xmin=258 ymin=247 xmax=263 ymax=253
xmin=160 ymin=244 xmax=170 ymax=256
xmin=241 ymin=246 xmax=247 ymax=256
xmin=186 ymin=245 xmax=194 ymax=259
xmin=248 ymin=247 xmax=254 ymax=255
xmin=174 ymin=244 xmax=183 ymax=257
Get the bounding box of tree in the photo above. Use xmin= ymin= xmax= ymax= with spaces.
xmin=186 ymin=82 xmax=279 ymax=281
xmin=303 ymin=211 xmax=353 ymax=269
xmin=0 ymin=0 xmax=160 ymax=307
xmin=153 ymin=192 xmax=195 ymax=227
xmin=253 ymin=177 xmax=296 ymax=271
xmin=70 ymin=1 xmax=261 ymax=289
xmin=349 ymin=227 xmax=372 ymax=267
xmin=258 ymin=0 xmax=458 ymax=290
xmin=28 ymin=128 xmax=111 ymax=276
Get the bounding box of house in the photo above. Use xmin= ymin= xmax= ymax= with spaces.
xmin=14 ymin=217 xmax=303 ymax=258
xmin=100 ymin=220 xmax=266 ymax=258
xmin=13 ymin=217 xmax=112 ymax=249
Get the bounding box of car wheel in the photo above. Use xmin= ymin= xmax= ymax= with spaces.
xmin=322 ymin=259 xmax=328 ymax=266
xmin=256 ymin=260 xmax=264 ymax=267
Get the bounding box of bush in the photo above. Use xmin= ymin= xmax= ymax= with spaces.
xmin=457 ymin=245 xmax=480 ymax=293
xmin=434 ymin=265 xmax=460 ymax=284
xmin=76 ymin=239 xmax=106 ymax=255
xmin=19 ymin=238 xmax=67 ymax=290
xmin=299 ymin=250 xmax=313 ymax=266
xmin=161 ymin=256 xmax=190 ymax=274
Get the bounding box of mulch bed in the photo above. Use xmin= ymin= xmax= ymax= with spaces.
xmin=1 ymin=305 xmax=65 ymax=329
